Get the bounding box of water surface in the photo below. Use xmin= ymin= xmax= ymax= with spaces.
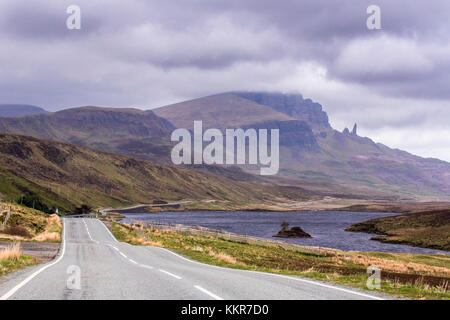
xmin=123 ymin=210 xmax=448 ymax=254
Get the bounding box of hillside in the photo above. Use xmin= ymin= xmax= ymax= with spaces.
xmin=346 ymin=210 xmax=450 ymax=251
xmin=1 ymin=93 xmax=449 ymax=201
xmin=0 ymin=200 xmax=61 ymax=242
xmin=0 ymin=104 xmax=49 ymax=117
xmin=153 ymin=93 xmax=294 ymax=131
xmin=154 ymin=92 xmax=450 ymax=200
xmin=0 ymin=133 xmax=311 ymax=213
xmin=0 ymin=107 xmax=174 ymax=162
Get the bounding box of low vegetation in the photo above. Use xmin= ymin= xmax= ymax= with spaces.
xmin=0 ymin=242 xmax=37 ymax=277
xmin=17 ymin=192 xmax=57 ymax=214
xmin=0 ymin=133 xmax=311 ymax=214
xmin=346 ymin=210 xmax=450 ymax=251
xmin=111 ymin=222 xmax=450 ymax=300
xmin=0 ymin=200 xmax=62 ymax=242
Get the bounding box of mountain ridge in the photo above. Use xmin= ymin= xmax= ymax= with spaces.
xmin=0 ymin=106 xmax=175 ymax=162
xmin=0 ymin=92 xmax=449 ymax=200
xmin=154 ymin=92 xmax=450 ymax=200
xmin=0 ymin=104 xmax=49 ymax=117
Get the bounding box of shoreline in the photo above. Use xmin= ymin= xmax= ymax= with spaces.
xmin=118 ymin=211 xmax=448 ymax=255
xmin=98 ymin=198 xmax=450 ymax=215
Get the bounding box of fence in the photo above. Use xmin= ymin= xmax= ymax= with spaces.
xmin=127 ymin=219 xmax=332 ymax=256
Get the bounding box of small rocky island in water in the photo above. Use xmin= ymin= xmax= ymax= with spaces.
xmin=273 ymin=221 xmax=312 ymax=238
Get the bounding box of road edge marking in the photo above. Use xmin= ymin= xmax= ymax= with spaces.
xmin=103 ymin=220 xmax=384 ymax=300
xmin=194 ymin=285 xmax=223 ymax=300
xmin=155 ymin=247 xmax=385 ymax=300
xmin=0 ymin=218 xmax=67 ymax=300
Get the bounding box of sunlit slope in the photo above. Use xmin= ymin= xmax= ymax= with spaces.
xmin=0 ymin=133 xmax=310 ymax=212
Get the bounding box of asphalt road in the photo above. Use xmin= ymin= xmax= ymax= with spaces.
xmin=0 ymin=218 xmax=390 ymax=300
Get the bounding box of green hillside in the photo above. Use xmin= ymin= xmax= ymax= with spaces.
xmin=0 ymin=133 xmax=311 ymax=213
xmin=346 ymin=210 xmax=450 ymax=251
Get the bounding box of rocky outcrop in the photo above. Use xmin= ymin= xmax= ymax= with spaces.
xmin=273 ymin=226 xmax=312 ymax=238
xmin=343 ymin=123 xmax=357 ymax=135
xmin=234 ymin=92 xmax=331 ymax=130
xmin=245 ymin=120 xmax=319 ymax=151
xmin=351 ymin=123 xmax=357 ymax=135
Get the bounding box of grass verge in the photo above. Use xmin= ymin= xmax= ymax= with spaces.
xmin=110 ymin=222 xmax=450 ymax=300
xmin=0 ymin=201 xmax=62 ymax=243
xmin=0 ymin=243 xmax=37 ymax=278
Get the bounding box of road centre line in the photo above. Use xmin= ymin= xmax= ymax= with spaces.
xmin=194 ymin=285 xmax=223 ymax=300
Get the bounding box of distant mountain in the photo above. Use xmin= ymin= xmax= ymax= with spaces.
xmin=153 ymin=93 xmax=293 ymax=130
xmin=153 ymin=93 xmax=320 ymax=152
xmin=0 ymin=106 xmax=174 ymax=162
xmin=154 ymin=92 xmax=450 ymax=200
xmin=0 ymin=133 xmax=310 ymax=212
xmin=0 ymin=104 xmax=49 ymax=117
xmin=0 ymin=94 xmax=448 ymax=201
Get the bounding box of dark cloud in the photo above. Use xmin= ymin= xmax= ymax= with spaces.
xmin=0 ymin=0 xmax=449 ymax=160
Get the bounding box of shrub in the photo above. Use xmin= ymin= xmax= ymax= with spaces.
xmin=17 ymin=193 xmax=55 ymax=214
xmin=73 ymin=204 xmax=91 ymax=215
xmin=3 ymin=226 xmax=32 ymax=238
xmin=280 ymin=221 xmax=290 ymax=230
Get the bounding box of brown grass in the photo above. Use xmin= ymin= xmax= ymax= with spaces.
xmin=129 ymin=236 xmax=162 ymax=247
xmin=33 ymin=231 xmax=60 ymax=242
xmin=343 ymin=254 xmax=450 ymax=276
xmin=0 ymin=242 xmax=21 ymax=261
xmin=208 ymin=250 xmax=238 ymax=264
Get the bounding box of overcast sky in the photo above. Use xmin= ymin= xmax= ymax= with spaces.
xmin=0 ymin=0 xmax=449 ymax=161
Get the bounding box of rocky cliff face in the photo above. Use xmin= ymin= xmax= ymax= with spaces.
xmin=245 ymin=120 xmax=318 ymax=151
xmin=233 ymin=92 xmax=331 ymax=130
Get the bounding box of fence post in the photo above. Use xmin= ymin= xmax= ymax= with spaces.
xmin=1 ymin=206 xmax=11 ymax=230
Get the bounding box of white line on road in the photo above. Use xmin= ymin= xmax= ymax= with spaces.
xmin=194 ymin=285 xmax=224 ymax=300
xmin=107 ymin=244 xmax=120 ymax=251
xmin=104 ymin=220 xmax=385 ymax=300
xmin=83 ymin=219 xmax=99 ymax=244
xmin=0 ymin=219 xmax=67 ymax=300
xmin=119 ymin=251 xmax=128 ymax=259
xmin=98 ymin=220 xmax=119 ymax=243
xmin=139 ymin=264 xmax=153 ymax=269
xmin=155 ymin=247 xmax=385 ymax=300
xmin=159 ymin=269 xmax=182 ymax=280
xmin=129 ymin=259 xmax=138 ymax=264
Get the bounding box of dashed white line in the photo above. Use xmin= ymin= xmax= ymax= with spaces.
xmin=108 ymin=245 xmax=119 ymax=251
xmin=159 ymin=269 xmax=182 ymax=280
xmin=194 ymin=285 xmax=224 ymax=300
xmin=100 ymin=219 xmax=384 ymax=300
xmin=83 ymin=219 xmax=99 ymax=244
xmin=107 ymin=244 xmax=152 ymax=268
xmin=155 ymin=247 xmax=385 ymax=300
